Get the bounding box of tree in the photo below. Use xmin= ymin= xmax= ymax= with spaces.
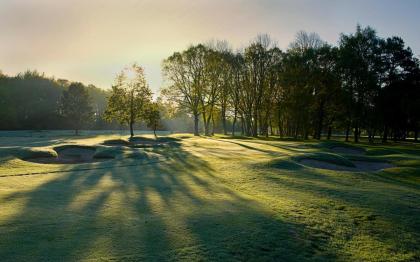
xmin=338 ymin=25 xmax=383 ymax=142
xmin=59 ymin=82 xmax=93 ymax=135
xmin=105 ymin=63 xmax=152 ymax=137
xmin=206 ymin=40 xmax=232 ymax=135
xmin=145 ymin=102 xmax=161 ymax=137
xmin=289 ymin=31 xmax=325 ymax=52
xmin=162 ymin=45 xmax=207 ymax=136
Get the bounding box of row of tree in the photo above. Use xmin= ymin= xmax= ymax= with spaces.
xmin=0 ymin=71 xmax=111 ymax=130
xmin=161 ymin=25 xmax=420 ymax=142
xmin=0 ymin=69 xmax=161 ymax=136
xmin=1 ymin=25 xmax=419 ymax=142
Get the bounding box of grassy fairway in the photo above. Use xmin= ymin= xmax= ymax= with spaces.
xmin=0 ymin=133 xmax=419 ymax=261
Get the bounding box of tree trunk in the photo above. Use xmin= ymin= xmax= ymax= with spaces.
xmin=130 ymin=90 xmax=135 ymax=138
xmin=129 ymin=120 xmax=134 ymax=138
xmin=345 ymin=122 xmax=350 ymax=142
xmin=241 ymin=117 xmax=245 ymax=136
xmin=278 ymin=111 xmax=282 ymax=138
xmin=222 ymin=107 xmax=227 ymax=135
xmin=202 ymin=111 xmax=209 ymax=136
xmin=316 ymin=102 xmax=325 ymax=140
xmin=204 ymin=121 xmax=210 ymax=136
xmin=193 ymin=113 xmax=199 ymax=136
xmin=75 ymin=129 xmax=79 ymax=136
xmin=415 ymin=126 xmax=418 ymax=142
xmin=211 ymin=115 xmax=215 ymax=136
xmin=252 ymin=110 xmax=258 ymax=137
xmin=153 ymin=124 xmax=157 ymax=138
xmin=270 ymin=123 xmax=273 ymax=136
xmin=232 ymin=112 xmax=237 ymax=137
xmin=372 ymin=128 xmax=376 ymax=143
xmin=354 ymin=122 xmax=359 ymax=143
xmin=327 ymin=126 xmax=332 ymax=140
xmin=382 ymin=125 xmax=388 ymax=143
xmin=368 ymin=128 xmax=373 ymax=144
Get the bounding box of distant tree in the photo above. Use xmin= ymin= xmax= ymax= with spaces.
xmin=104 ymin=63 xmax=152 ymax=137
xmin=289 ymin=31 xmax=325 ymax=53
xmin=145 ymin=102 xmax=161 ymax=137
xmin=59 ymin=82 xmax=93 ymax=135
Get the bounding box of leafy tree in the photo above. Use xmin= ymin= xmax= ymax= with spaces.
xmin=59 ymin=82 xmax=93 ymax=135
xmin=162 ymin=45 xmax=207 ymax=136
xmin=105 ymin=63 xmax=152 ymax=137
xmin=145 ymin=102 xmax=161 ymax=137
xmin=338 ymin=25 xmax=383 ymax=142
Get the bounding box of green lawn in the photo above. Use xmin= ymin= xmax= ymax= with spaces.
xmin=0 ymin=132 xmax=419 ymax=261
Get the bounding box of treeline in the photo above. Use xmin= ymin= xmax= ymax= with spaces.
xmin=0 ymin=71 xmax=112 ymax=130
xmin=1 ymin=25 xmax=419 ymax=142
xmin=162 ymin=25 xmax=420 ymax=142
xmin=0 ymin=69 xmax=190 ymax=134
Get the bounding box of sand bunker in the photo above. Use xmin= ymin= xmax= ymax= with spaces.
xmin=330 ymin=146 xmax=365 ymax=155
xmin=26 ymin=146 xmax=107 ymax=164
xmin=300 ymin=159 xmax=393 ymax=172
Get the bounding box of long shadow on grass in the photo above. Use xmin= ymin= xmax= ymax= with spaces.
xmin=261 ymin=164 xmax=420 ymax=255
xmin=212 ymin=139 xmax=282 ymax=156
xmin=0 ymin=142 xmax=334 ymax=261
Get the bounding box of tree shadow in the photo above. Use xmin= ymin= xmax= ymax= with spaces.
xmin=212 ymin=139 xmax=282 ymax=156
xmin=260 ymin=165 xmax=420 ymax=251
xmin=0 ymin=142 xmax=336 ymax=261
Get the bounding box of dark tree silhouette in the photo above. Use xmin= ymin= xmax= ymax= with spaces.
xmin=59 ymin=82 xmax=93 ymax=135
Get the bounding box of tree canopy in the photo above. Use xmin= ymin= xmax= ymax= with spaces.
xmin=59 ymin=82 xmax=93 ymax=135
xmin=161 ymin=26 xmax=420 ymax=141
xmin=104 ymin=63 xmax=153 ymax=137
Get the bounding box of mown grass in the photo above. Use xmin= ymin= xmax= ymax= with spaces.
xmin=293 ymin=152 xmax=356 ymax=167
xmin=0 ymin=132 xmax=419 ymax=261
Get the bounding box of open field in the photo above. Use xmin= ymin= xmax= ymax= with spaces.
xmin=0 ymin=132 xmax=419 ymax=261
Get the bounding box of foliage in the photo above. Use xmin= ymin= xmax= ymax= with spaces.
xmin=162 ymin=26 xmax=420 ymax=141
xmin=0 ymin=71 xmax=111 ymax=130
xmin=144 ymin=102 xmax=161 ymax=137
xmin=59 ymin=82 xmax=93 ymax=135
xmin=104 ymin=63 xmax=152 ymax=137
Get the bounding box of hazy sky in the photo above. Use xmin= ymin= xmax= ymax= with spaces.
xmin=1 ymin=0 xmax=420 ymax=93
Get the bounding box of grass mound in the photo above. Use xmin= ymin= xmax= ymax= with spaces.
xmin=129 ymin=136 xmax=180 ymax=143
xmin=53 ymin=145 xmax=96 ymax=152
xmin=93 ymin=146 xmax=162 ymax=160
xmin=294 ymin=152 xmax=355 ymax=167
xmin=330 ymin=146 xmax=365 ymax=155
xmin=344 ymin=154 xmax=388 ymax=163
xmin=18 ymin=147 xmax=58 ymax=160
xmin=128 ymin=136 xmax=180 ymax=148
xmin=125 ymin=151 xmax=151 ymax=159
xmin=392 ymin=158 xmax=420 ymax=168
xmin=379 ymin=167 xmax=420 ymax=184
xmin=312 ymin=141 xmax=364 ymax=151
xmin=267 ymin=158 xmax=304 ymax=170
xmin=366 ymin=148 xmax=400 ymax=156
xmin=102 ymin=139 xmax=131 ymax=146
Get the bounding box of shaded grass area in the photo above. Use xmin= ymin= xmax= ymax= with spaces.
xmin=0 ymin=133 xmax=419 ymax=261
xmin=293 ymin=152 xmax=356 ymax=167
